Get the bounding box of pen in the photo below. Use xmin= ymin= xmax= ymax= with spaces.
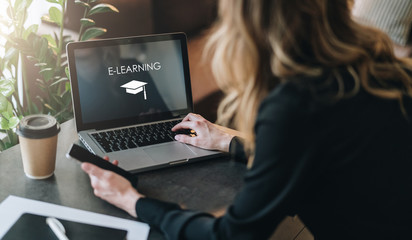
xmin=46 ymin=217 xmax=69 ymax=240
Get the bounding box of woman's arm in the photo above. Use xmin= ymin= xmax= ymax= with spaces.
xmin=83 ymin=84 xmax=317 ymax=240
xmin=136 ymin=84 xmax=317 ymax=239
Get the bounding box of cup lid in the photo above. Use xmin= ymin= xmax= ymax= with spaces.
xmin=16 ymin=114 xmax=60 ymax=139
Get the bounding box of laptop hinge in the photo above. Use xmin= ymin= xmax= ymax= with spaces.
xmin=78 ymin=135 xmax=96 ymax=154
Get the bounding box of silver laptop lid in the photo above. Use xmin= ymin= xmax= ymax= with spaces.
xmin=66 ymin=33 xmax=193 ymax=132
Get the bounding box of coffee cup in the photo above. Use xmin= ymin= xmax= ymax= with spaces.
xmin=16 ymin=114 xmax=60 ymax=179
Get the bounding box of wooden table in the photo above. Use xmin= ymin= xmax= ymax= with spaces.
xmin=0 ymin=119 xmax=246 ymax=239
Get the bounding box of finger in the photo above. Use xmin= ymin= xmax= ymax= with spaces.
xmin=175 ymin=134 xmax=197 ymax=146
xmin=94 ymin=188 xmax=100 ymax=197
xmin=93 ymin=188 xmax=111 ymax=198
xmin=172 ymin=121 xmax=198 ymax=132
xmin=89 ymin=175 xmax=101 ymax=189
xmin=181 ymin=113 xmax=194 ymax=122
xmin=181 ymin=114 xmax=190 ymax=122
xmin=182 ymin=113 xmax=203 ymax=122
xmin=81 ymin=162 xmax=105 ymax=178
xmin=172 ymin=122 xmax=185 ymax=131
xmin=103 ymin=156 xmax=118 ymax=166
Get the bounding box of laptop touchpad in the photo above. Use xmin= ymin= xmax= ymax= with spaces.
xmin=144 ymin=142 xmax=196 ymax=163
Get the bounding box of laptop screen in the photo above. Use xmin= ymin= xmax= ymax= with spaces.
xmin=67 ymin=33 xmax=193 ymax=131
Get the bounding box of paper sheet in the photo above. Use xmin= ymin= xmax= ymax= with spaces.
xmin=0 ymin=195 xmax=150 ymax=240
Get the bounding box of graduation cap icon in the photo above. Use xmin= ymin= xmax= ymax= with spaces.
xmin=120 ymin=80 xmax=148 ymax=100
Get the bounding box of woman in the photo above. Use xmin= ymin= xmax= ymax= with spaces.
xmin=82 ymin=0 xmax=412 ymax=239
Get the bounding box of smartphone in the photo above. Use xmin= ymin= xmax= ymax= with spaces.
xmin=66 ymin=144 xmax=138 ymax=187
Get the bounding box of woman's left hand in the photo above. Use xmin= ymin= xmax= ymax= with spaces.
xmin=81 ymin=156 xmax=144 ymax=218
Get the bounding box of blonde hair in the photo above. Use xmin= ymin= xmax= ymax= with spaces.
xmin=206 ymin=0 xmax=412 ymax=164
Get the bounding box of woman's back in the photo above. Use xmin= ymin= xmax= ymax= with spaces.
xmin=265 ymin=71 xmax=412 ymax=239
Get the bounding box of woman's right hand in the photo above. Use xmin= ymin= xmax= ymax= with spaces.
xmin=81 ymin=156 xmax=144 ymax=218
xmin=172 ymin=113 xmax=234 ymax=152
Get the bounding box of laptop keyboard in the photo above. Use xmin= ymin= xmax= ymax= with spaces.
xmin=91 ymin=120 xmax=183 ymax=153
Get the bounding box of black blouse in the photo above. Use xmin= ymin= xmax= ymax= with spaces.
xmin=136 ymin=76 xmax=412 ymax=240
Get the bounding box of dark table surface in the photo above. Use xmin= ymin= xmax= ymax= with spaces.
xmin=0 ymin=119 xmax=246 ymax=239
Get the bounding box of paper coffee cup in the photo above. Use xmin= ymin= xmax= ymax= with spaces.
xmin=16 ymin=114 xmax=60 ymax=179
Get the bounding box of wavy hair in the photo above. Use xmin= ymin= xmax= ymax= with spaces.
xmin=205 ymin=0 xmax=412 ymax=162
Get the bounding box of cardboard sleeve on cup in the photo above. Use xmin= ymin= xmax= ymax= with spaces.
xmin=16 ymin=115 xmax=60 ymax=179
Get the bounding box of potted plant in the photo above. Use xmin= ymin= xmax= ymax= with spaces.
xmin=0 ymin=0 xmax=118 ymax=151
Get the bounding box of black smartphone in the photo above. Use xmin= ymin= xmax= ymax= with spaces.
xmin=66 ymin=144 xmax=138 ymax=187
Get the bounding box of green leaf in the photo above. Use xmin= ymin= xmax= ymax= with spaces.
xmin=80 ymin=27 xmax=107 ymax=41
xmin=22 ymin=0 xmax=34 ymax=9
xmin=26 ymin=55 xmax=36 ymax=61
xmin=38 ymin=84 xmax=47 ymax=91
xmin=49 ymin=7 xmax=62 ymax=27
xmin=6 ymin=102 xmax=13 ymax=116
xmin=0 ymin=140 xmax=6 ymax=151
xmin=65 ymin=66 xmax=70 ymax=78
xmin=0 ymin=94 xmax=8 ymax=112
xmin=53 ymin=31 xmax=59 ymax=45
xmin=80 ymin=18 xmax=95 ymax=27
xmin=75 ymin=0 xmax=90 ymax=8
xmin=0 ymin=118 xmax=8 ymax=130
xmin=1 ymin=109 xmax=13 ymax=121
xmin=36 ymin=78 xmax=45 ymax=85
xmin=14 ymin=0 xmax=24 ymax=13
xmin=34 ymin=62 xmax=48 ymax=67
xmin=36 ymin=95 xmax=45 ymax=104
xmin=7 ymin=116 xmax=19 ymax=129
xmin=4 ymin=142 xmax=13 ymax=149
xmin=50 ymin=77 xmax=68 ymax=87
xmin=65 ymin=81 xmax=71 ymax=92
xmin=52 ymin=94 xmax=63 ymax=105
xmin=46 ymin=0 xmax=60 ymax=3
xmin=23 ymin=24 xmax=38 ymax=40
xmin=60 ymin=60 xmax=68 ymax=68
xmin=42 ymin=34 xmax=57 ymax=49
xmin=39 ymin=68 xmax=53 ymax=74
xmin=31 ymin=102 xmax=40 ymax=113
xmin=41 ymin=15 xmax=53 ymax=24
xmin=60 ymin=88 xmax=69 ymax=98
xmin=38 ymin=38 xmax=49 ymax=59
xmin=44 ymin=103 xmax=55 ymax=111
xmin=4 ymin=48 xmax=18 ymax=61
xmin=88 ymin=4 xmax=119 ymax=16
xmin=0 ymin=79 xmax=15 ymax=97
xmin=4 ymin=141 xmax=14 ymax=149
xmin=12 ymin=38 xmax=32 ymax=53
xmin=2 ymin=111 xmax=11 ymax=121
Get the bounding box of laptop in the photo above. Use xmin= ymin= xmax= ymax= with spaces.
xmin=66 ymin=33 xmax=222 ymax=173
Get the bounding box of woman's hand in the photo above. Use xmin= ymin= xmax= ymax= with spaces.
xmin=81 ymin=156 xmax=144 ymax=218
xmin=172 ymin=113 xmax=235 ymax=152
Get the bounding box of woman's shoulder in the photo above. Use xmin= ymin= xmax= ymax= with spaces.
xmin=257 ymin=69 xmax=359 ymax=122
xmin=259 ymin=68 xmax=412 ymax=124
xmin=264 ymin=80 xmax=309 ymax=102
xmin=261 ymin=70 xmax=337 ymax=108
xmin=256 ymin=80 xmax=316 ymax=125
xmin=260 ymin=67 xmax=366 ymax=115
xmin=259 ymin=79 xmax=316 ymax=116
